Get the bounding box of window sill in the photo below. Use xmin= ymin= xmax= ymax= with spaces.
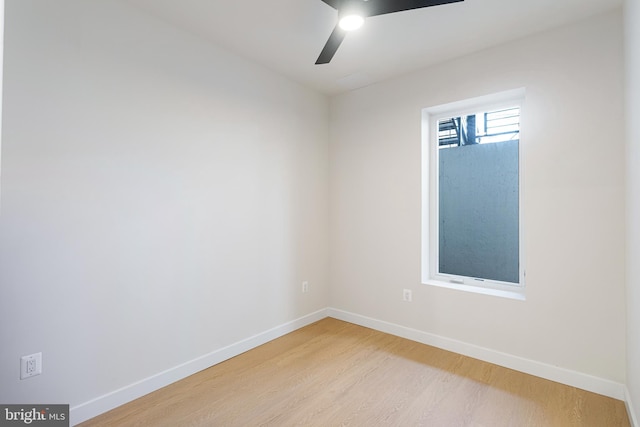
xmin=422 ymin=279 xmax=526 ymax=301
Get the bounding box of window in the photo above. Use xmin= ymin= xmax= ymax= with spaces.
xmin=421 ymin=89 xmax=525 ymax=299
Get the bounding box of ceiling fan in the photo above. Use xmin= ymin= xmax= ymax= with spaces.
xmin=316 ymin=0 xmax=464 ymax=64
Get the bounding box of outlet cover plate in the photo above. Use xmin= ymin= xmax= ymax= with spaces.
xmin=20 ymin=352 xmax=42 ymax=379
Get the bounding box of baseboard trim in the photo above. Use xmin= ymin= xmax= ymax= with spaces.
xmin=327 ymin=308 xmax=626 ymax=401
xmin=70 ymin=307 xmax=629 ymax=425
xmin=626 ymin=387 xmax=639 ymax=427
xmin=70 ymin=308 xmax=329 ymax=426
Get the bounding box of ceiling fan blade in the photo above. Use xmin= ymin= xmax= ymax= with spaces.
xmin=320 ymin=0 xmax=340 ymax=9
xmin=315 ymin=25 xmax=347 ymax=64
xmin=363 ymin=0 xmax=464 ymax=17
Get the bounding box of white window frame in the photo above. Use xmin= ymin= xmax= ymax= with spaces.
xmin=421 ymin=88 xmax=526 ymax=300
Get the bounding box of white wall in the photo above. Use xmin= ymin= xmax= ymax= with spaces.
xmin=626 ymin=0 xmax=640 ymax=423
xmin=0 ymin=0 xmax=329 ymax=418
xmin=330 ymin=10 xmax=626 ymax=385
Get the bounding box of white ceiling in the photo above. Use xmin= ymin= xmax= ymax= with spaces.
xmin=124 ymin=0 xmax=622 ymax=95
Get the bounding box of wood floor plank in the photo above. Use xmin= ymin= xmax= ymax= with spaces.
xmin=79 ymin=318 xmax=630 ymax=427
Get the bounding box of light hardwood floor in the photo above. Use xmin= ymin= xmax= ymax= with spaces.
xmin=79 ymin=318 xmax=630 ymax=426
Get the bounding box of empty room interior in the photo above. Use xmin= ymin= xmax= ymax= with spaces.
xmin=1 ymin=0 xmax=640 ymax=425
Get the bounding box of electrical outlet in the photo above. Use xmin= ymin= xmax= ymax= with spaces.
xmin=403 ymin=289 xmax=412 ymax=302
xmin=302 ymin=281 xmax=309 ymax=293
xmin=20 ymin=352 xmax=42 ymax=379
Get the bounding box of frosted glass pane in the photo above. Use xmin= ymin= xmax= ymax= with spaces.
xmin=438 ymin=140 xmax=519 ymax=283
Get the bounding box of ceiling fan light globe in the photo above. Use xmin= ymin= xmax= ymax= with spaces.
xmin=339 ymin=15 xmax=364 ymax=31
